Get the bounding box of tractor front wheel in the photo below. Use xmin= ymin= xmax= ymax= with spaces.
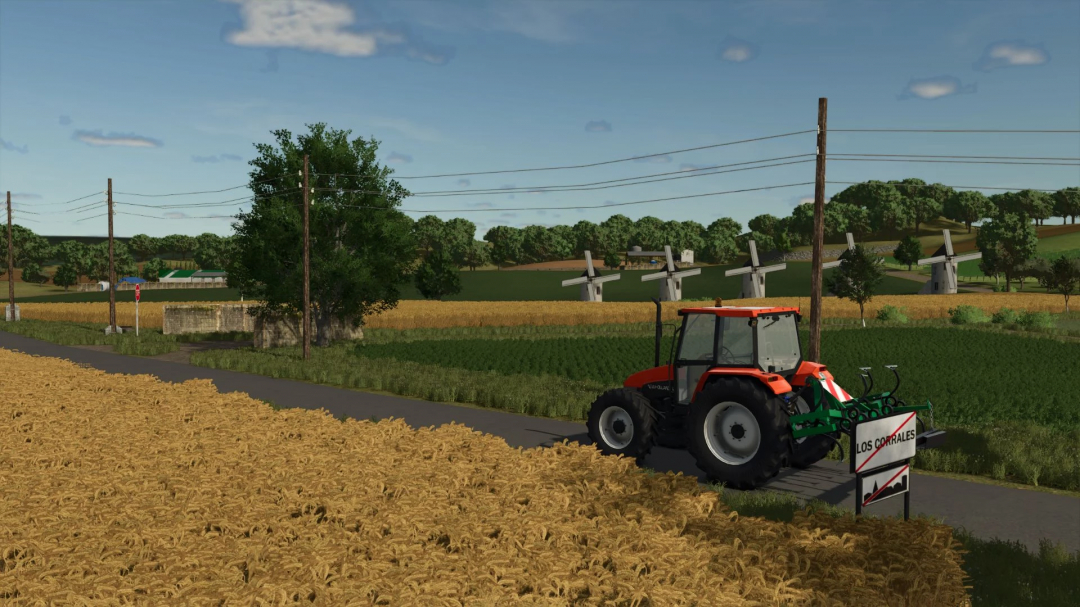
xmin=687 ymin=378 xmax=792 ymax=490
xmin=586 ymin=388 xmax=657 ymax=465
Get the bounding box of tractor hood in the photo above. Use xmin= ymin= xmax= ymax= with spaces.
xmin=624 ymin=365 xmax=672 ymax=389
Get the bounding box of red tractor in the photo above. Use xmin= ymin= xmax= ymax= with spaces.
xmin=586 ymin=300 xmax=943 ymax=489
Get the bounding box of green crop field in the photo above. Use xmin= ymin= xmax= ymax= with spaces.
xmin=13 ymin=261 xmax=925 ymax=303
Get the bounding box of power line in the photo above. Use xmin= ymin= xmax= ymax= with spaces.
xmin=830 ymin=158 xmax=1080 ymax=167
xmin=113 ymin=175 xmax=285 ymax=198
xmin=375 ymin=153 xmax=812 ymax=196
xmin=826 ymin=181 xmax=1063 ymax=192
xmin=115 ymin=211 xmax=236 ymax=220
xmin=322 ymin=130 xmax=817 ymax=181
xmin=317 ymin=158 xmax=816 ymax=199
xmin=831 ymin=153 xmax=1080 ymax=161
xmin=113 ymin=189 xmax=303 ymax=210
xmin=337 ymin=182 xmax=815 ymax=213
xmin=31 ymin=191 xmax=104 ymax=208
xmin=74 ymin=213 xmax=110 ymax=223
xmin=830 ymin=128 xmax=1080 ymax=133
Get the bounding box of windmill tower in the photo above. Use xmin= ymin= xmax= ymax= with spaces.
xmin=724 ymin=240 xmax=787 ymax=299
xmin=641 ymin=245 xmax=701 ymax=301
xmin=917 ymin=229 xmax=982 ymax=294
xmin=561 ymin=250 xmax=621 ymax=301
xmin=822 ymin=232 xmax=856 ymax=270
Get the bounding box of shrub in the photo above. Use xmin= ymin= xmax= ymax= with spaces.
xmin=875 ymin=305 xmax=908 ymax=323
xmin=991 ymin=307 xmax=1018 ymax=325
xmin=992 ymin=284 xmax=1019 ymax=293
xmin=948 ymin=305 xmax=989 ymax=325
xmin=1017 ymin=310 xmax=1054 ymax=330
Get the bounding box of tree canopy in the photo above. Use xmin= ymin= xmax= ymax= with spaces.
xmin=229 ymin=122 xmax=416 ymax=346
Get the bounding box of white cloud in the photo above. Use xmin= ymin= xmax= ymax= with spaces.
xmin=679 ymin=163 xmax=705 ymax=172
xmin=457 ymin=179 xmax=471 ymax=187
xmin=220 ymin=153 xmax=243 ymax=161
xmin=468 ymin=202 xmax=494 ymax=209
xmin=386 ymin=151 xmax=413 ymax=164
xmin=585 ymin=120 xmax=612 ymax=132
xmin=1 ymin=138 xmax=29 ymax=153
xmin=974 ymin=41 xmax=1050 ymax=71
xmin=165 ymin=212 xmax=188 ymax=219
xmin=73 ymin=130 xmax=162 ymax=147
xmin=222 ymin=0 xmax=454 ymax=64
xmin=9 ymin=193 xmax=42 ymax=201
xmin=718 ymin=37 xmax=758 ymax=63
xmin=897 ymin=76 xmax=977 ymax=100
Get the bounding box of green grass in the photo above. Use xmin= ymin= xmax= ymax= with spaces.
xmin=692 ymin=482 xmax=1080 ymax=607
xmin=14 ymin=287 xmax=246 ymax=303
xmin=0 ymin=318 xmax=251 ymax=355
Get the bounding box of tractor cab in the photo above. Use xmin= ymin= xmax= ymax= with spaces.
xmin=672 ymin=306 xmax=802 ymax=405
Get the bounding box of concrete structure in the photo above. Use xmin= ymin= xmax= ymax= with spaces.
xmin=917 ymin=229 xmax=982 ymax=295
xmin=4 ymin=304 xmax=18 ymax=322
xmin=254 ymin=314 xmax=364 ymax=348
xmin=680 ymin=250 xmax=694 ymax=265
xmin=159 ymin=269 xmax=227 ymax=284
xmin=641 ymin=245 xmax=702 ymax=301
xmin=561 ymin=250 xmax=620 ymax=301
xmin=163 ymin=304 xmax=257 ymax=335
xmin=724 ymin=240 xmax=787 ymax=299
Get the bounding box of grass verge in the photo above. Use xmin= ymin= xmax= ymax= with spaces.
xmin=0 ymin=318 xmax=251 ymax=356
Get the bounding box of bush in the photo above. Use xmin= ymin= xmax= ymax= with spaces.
xmin=1017 ymin=310 xmax=1054 ymax=330
xmin=992 ymin=284 xmax=1018 ymax=293
xmin=948 ymin=304 xmax=989 ymax=325
xmin=875 ymin=305 xmax=908 ymax=323
xmin=992 ymin=307 xmax=1018 ymax=325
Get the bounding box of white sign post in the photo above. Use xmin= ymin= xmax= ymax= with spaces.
xmin=850 ymin=411 xmax=918 ymax=519
xmin=135 ymin=283 xmax=140 ymax=336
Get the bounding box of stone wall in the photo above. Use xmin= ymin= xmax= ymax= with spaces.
xmin=758 ymin=244 xmax=896 ymax=263
xmin=162 ymin=304 xmax=256 ymax=335
xmin=254 ymin=314 xmax=364 ymax=348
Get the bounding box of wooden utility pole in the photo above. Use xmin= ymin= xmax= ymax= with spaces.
xmin=808 ymin=98 xmax=828 ymax=362
xmin=108 ymin=178 xmax=117 ymax=334
xmin=6 ymin=191 xmax=14 ymax=321
xmin=302 ymin=154 xmax=311 ymax=360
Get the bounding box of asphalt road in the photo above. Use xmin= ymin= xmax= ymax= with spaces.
xmin=1 ymin=330 xmax=1077 ymax=554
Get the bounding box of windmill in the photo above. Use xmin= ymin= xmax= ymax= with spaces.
xmin=724 ymin=239 xmax=787 ymax=299
xmin=917 ymin=229 xmax=981 ymax=294
xmin=641 ymin=245 xmax=701 ymax=301
xmin=561 ymin=250 xmax=621 ymax=301
xmin=822 ymin=232 xmax=856 ymax=270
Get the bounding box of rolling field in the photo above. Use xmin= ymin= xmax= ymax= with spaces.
xmin=0 ymin=347 xmax=970 ymax=604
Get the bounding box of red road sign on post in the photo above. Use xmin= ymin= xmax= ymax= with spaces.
xmin=135 ymin=284 xmax=141 ymax=302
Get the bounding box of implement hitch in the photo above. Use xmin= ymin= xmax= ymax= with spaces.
xmin=788 ymin=365 xmax=946 ymax=449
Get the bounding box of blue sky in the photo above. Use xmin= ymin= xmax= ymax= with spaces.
xmin=1 ymin=0 xmax=1078 ymax=239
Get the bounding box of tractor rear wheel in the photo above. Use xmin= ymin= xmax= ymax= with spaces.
xmin=586 ymin=388 xmax=657 ymax=465
xmin=686 ymin=377 xmax=791 ymax=490
xmin=789 ymin=395 xmax=838 ymax=469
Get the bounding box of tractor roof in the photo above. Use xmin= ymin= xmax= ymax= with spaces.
xmin=678 ymin=306 xmax=800 ymax=318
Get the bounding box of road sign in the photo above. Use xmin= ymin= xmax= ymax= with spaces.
xmin=135 ymin=284 xmax=141 ymax=302
xmin=859 ymin=461 xmax=910 ymax=508
xmin=851 ymin=411 xmax=918 ymax=474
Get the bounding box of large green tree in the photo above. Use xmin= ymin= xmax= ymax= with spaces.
xmin=462 ymin=240 xmax=490 ymax=271
xmin=141 ymin=257 xmax=171 ymax=282
xmin=413 ymin=215 xmax=446 ymax=256
xmin=129 ymin=234 xmax=158 ymax=262
xmin=161 ymin=234 xmax=197 ymax=262
xmin=414 ymin=249 xmax=462 ymax=300
xmin=1038 ymin=256 xmax=1080 ymax=312
xmin=443 ymin=218 xmax=477 ymax=266
xmin=599 ymin=214 xmax=634 ymax=253
xmin=975 ymin=212 xmax=1038 ymax=291
xmin=0 ymin=224 xmax=52 ymax=268
xmin=52 ymin=240 xmax=92 ymax=282
xmin=701 ymin=218 xmax=740 ymax=264
xmin=943 ymin=190 xmax=992 ymax=233
xmin=630 ymin=216 xmax=666 ymax=251
xmin=194 ymin=233 xmax=236 ymax=270
xmin=1014 ymin=190 xmax=1054 ymax=226
xmin=87 ymin=242 xmax=137 ymax=282
xmin=52 ymin=263 xmax=79 ymax=291
xmin=825 ymin=244 xmax=885 ymax=328
xmin=1053 ymin=187 xmax=1080 ymax=224
xmin=893 ymin=236 xmax=922 ymax=271
xmin=483 ymin=226 xmax=524 ymax=269
xmin=230 ymin=123 xmax=416 ymax=346
xmin=570 ymin=220 xmax=605 ymax=257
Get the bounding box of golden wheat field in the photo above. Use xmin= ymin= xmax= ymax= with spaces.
xmin=14 ymin=292 xmax=1067 ymax=330
xmin=0 ymin=348 xmax=970 ymax=606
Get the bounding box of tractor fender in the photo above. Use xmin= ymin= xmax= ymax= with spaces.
xmin=695 ymin=368 xmax=792 ymax=397
xmin=789 ymin=361 xmax=835 ymax=389
xmin=624 ymin=365 xmax=673 ymax=390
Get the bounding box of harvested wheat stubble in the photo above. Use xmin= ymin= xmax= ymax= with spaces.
xmin=0 ymin=348 xmax=970 ymax=606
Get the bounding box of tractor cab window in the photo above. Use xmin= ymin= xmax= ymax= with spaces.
xmin=717 ymin=317 xmax=754 ymax=365
xmin=757 ymin=313 xmax=801 ymax=373
xmin=677 ymin=313 xmax=716 ymax=362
